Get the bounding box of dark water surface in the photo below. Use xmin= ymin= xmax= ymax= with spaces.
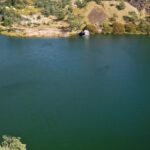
xmin=0 ymin=35 xmax=150 ymax=150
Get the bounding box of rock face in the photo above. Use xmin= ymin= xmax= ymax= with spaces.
xmin=88 ymin=7 xmax=107 ymax=26
xmin=128 ymin=0 xmax=147 ymax=10
xmin=127 ymin=0 xmax=150 ymax=15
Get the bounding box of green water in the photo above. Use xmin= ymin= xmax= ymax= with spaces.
xmin=0 ymin=35 xmax=150 ymax=150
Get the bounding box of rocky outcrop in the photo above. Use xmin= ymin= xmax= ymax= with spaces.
xmin=88 ymin=7 xmax=107 ymax=26
xmin=128 ymin=0 xmax=147 ymax=10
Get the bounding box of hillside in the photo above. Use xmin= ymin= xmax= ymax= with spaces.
xmin=0 ymin=0 xmax=150 ymax=37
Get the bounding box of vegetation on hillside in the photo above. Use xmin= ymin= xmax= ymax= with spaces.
xmin=0 ymin=0 xmax=150 ymax=36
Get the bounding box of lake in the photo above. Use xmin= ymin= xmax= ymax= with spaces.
xmin=0 ymin=35 xmax=150 ymax=150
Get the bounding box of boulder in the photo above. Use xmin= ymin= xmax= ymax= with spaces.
xmin=88 ymin=7 xmax=107 ymax=26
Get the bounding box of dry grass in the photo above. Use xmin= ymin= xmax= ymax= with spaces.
xmin=73 ymin=1 xmax=146 ymax=24
xmin=102 ymin=1 xmax=140 ymax=23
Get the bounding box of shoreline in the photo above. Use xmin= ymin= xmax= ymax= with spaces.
xmin=0 ymin=25 xmax=149 ymax=39
xmin=0 ymin=28 xmax=79 ymax=38
xmin=0 ymin=30 xmax=149 ymax=38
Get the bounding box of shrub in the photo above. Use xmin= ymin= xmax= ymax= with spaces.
xmin=128 ymin=11 xmax=138 ymax=21
xmin=67 ymin=13 xmax=82 ymax=30
xmin=1 ymin=8 xmax=21 ymax=26
xmin=102 ymin=22 xmax=113 ymax=34
xmin=123 ymin=11 xmax=138 ymax=23
xmin=5 ymin=0 xmax=28 ymax=8
xmin=76 ymin=0 xmax=87 ymax=8
xmin=0 ymin=135 xmax=26 ymax=150
xmin=117 ymin=1 xmax=126 ymax=10
xmin=138 ymin=20 xmax=150 ymax=34
xmin=36 ymin=0 xmax=69 ymax=20
xmin=123 ymin=16 xmax=133 ymax=23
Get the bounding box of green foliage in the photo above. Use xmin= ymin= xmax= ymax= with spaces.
xmin=102 ymin=22 xmax=113 ymax=34
xmin=0 ymin=135 xmax=26 ymax=150
xmin=36 ymin=0 xmax=71 ymax=20
xmin=128 ymin=11 xmax=138 ymax=21
xmin=0 ymin=7 xmax=21 ymax=26
xmin=76 ymin=0 xmax=87 ymax=8
xmin=123 ymin=11 xmax=138 ymax=23
xmin=5 ymin=0 xmax=28 ymax=8
xmin=67 ymin=13 xmax=82 ymax=30
xmin=138 ymin=20 xmax=150 ymax=34
xmin=117 ymin=1 xmax=126 ymax=10
xmin=123 ymin=15 xmax=133 ymax=22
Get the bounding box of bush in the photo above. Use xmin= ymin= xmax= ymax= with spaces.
xmin=128 ymin=11 xmax=138 ymax=21
xmin=117 ymin=1 xmax=126 ymax=10
xmin=76 ymin=0 xmax=87 ymax=8
xmin=138 ymin=20 xmax=150 ymax=34
xmin=5 ymin=0 xmax=28 ymax=7
xmin=123 ymin=16 xmax=132 ymax=23
xmin=1 ymin=8 xmax=21 ymax=26
xmin=0 ymin=135 xmax=26 ymax=150
xmin=36 ymin=0 xmax=69 ymax=20
xmin=102 ymin=22 xmax=113 ymax=34
xmin=67 ymin=13 xmax=82 ymax=30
